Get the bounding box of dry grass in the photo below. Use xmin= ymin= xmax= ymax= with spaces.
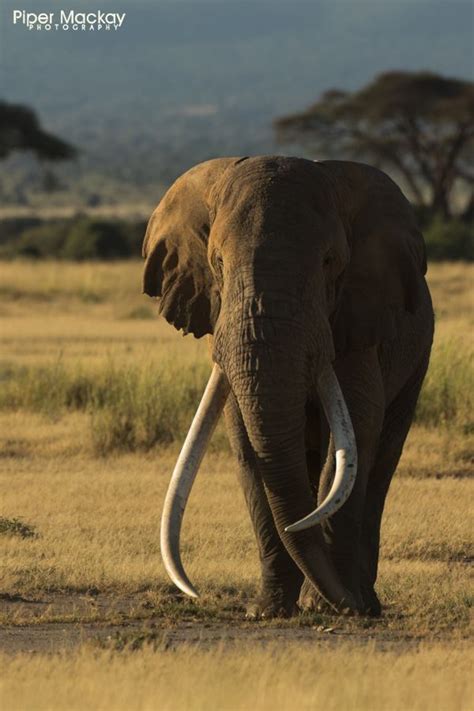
xmin=1 ymin=261 xmax=472 ymax=453
xmin=1 ymin=642 xmax=472 ymax=711
xmin=0 ymin=414 xmax=471 ymax=635
xmin=0 ymin=259 xmax=472 ymax=709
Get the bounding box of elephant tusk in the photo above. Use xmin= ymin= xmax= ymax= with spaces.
xmin=285 ymin=364 xmax=357 ymax=533
xmin=160 ymin=364 xmax=230 ymax=598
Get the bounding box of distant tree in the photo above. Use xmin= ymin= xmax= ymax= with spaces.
xmin=274 ymin=71 xmax=474 ymax=219
xmin=0 ymin=100 xmax=77 ymax=162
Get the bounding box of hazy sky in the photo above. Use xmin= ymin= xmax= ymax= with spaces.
xmin=2 ymin=0 xmax=472 ymax=118
xmin=1 ymin=0 xmax=472 ymax=183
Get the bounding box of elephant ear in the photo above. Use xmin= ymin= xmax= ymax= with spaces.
xmin=331 ymin=198 xmax=428 ymax=354
xmin=142 ymin=158 xmax=237 ymax=337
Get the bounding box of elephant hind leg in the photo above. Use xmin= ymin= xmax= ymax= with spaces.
xmin=360 ymin=348 xmax=432 ymax=615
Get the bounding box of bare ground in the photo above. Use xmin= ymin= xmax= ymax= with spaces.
xmin=0 ymin=591 xmax=435 ymax=655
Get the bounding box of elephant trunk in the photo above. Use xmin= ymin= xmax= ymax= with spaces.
xmin=224 ymin=343 xmax=357 ymax=612
xmin=159 ymin=296 xmax=358 ymax=611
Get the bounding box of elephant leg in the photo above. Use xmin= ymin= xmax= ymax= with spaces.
xmin=224 ymin=393 xmax=303 ymax=618
xmin=317 ymin=348 xmax=385 ymax=609
xmin=360 ymin=349 xmax=431 ymax=615
xmin=299 ymin=440 xmax=338 ymax=613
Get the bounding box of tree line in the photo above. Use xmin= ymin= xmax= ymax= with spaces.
xmin=274 ymin=70 xmax=473 ymax=222
xmin=1 ymin=70 xmax=472 ymax=259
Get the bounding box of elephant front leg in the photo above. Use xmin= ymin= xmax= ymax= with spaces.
xmin=224 ymin=394 xmax=303 ymax=618
xmin=298 ymin=444 xmax=339 ymax=613
xmin=305 ymin=349 xmax=385 ymax=612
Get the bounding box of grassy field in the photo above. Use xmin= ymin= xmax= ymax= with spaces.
xmin=0 ymin=260 xmax=472 ymax=710
xmin=2 ymin=642 xmax=471 ymax=711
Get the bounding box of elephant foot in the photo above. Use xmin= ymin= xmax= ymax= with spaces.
xmin=298 ymin=578 xmax=364 ymax=616
xmin=246 ymin=575 xmax=302 ymax=619
xmin=361 ymin=585 xmax=382 ymax=617
xmin=298 ymin=577 xmax=334 ymax=613
xmin=245 ymin=594 xmax=297 ymax=620
xmin=297 ymin=579 xmax=321 ymax=612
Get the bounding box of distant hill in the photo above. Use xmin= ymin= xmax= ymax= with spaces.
xmin=1 ymin=0 xmax=473 ymax=210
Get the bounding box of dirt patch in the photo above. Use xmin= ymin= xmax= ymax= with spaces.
xmin=0 ymin=590 xmax=146 ymax=623
xmin=0 ymin=591 xmax=421 ymax=655
xmin=1 ymin=621 xmax=420 ymax=656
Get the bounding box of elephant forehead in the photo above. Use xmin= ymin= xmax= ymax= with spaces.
xmin=213 ymin=157 xmax=336 ymax=221
xmin=211 ymin=197 xmax=334 ymax=258
xmin=216 ymin=163 xmax=308 ymax=205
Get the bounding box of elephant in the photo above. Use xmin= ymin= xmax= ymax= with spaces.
xmin=142 ymin=156 xmax=434 ymax=618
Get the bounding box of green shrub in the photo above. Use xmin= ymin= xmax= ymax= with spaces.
xmin=0 ymin=517 xmax=37 ymax=539
xmin=0 ymin=218 xmax=145 ymax=260
xmin=0 ymin=218 xmax=42 ymax=247
xmin=424 ymin=217 xmax=473 ymax=261
xmin=61 ymin=219 xmax=131 ymax=260
xmin=1 ymin=214 xmax=471 ymax=262
xmin=8 ymin=222 xmax=70 ymax=258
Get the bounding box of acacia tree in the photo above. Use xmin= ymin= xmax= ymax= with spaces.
xmin=0 ymin=100 xmax=77 ymax=161
xmin=274 ymin=71 xmax=474 ymax=219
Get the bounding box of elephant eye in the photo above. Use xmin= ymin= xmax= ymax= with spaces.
xmin=212 ymin=252 xmax=224 ymax=281
xmin=323 ymin=252 xmax=334 ymax=267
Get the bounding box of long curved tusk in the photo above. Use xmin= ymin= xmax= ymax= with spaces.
xmin=160 ymin=364 xmax=230 ymax=597
xmin=285 ymin=364 xmax=357 ymax=533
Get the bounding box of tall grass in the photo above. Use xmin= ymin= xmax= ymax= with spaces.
xmin=0 ymin=360 xmax=213 ymax=454
xmin=89 ymin=362 xmax=215 ymax=454
xmin=1 ymin=333 xmax=471 ymax=453
xmin=415 ymin=339 xmax=473 ymax=431
xmin=2 ymin=642 xmax=472 ymax=711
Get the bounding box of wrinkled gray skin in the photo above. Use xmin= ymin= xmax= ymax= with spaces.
xmin=143 ymin=156 xmax=434 ymax=617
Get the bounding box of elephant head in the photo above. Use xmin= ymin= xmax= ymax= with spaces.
xmin=143 ymin=156 xmax=426 ymax=612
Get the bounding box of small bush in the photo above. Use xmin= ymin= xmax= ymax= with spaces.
xmin=0 ymin=218 xmax=42 ymax=246
xmin=122 ymin=305 xmax=155 ymax=320
xmin=9 ymin=222 xmax=70 ymax=258
xmin=424 ymin=217 xmax=473 ymax=261
xmin=61 ymin=220 xmax=131 ymax=260
xmin=90 ymin=362 xmax=213 ymax=454
xmin=0 ymin=517 xmax=37 ymax=539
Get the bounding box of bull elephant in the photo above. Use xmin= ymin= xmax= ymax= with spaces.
xmin=142 ymin=156 xmax=434 ymax=618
